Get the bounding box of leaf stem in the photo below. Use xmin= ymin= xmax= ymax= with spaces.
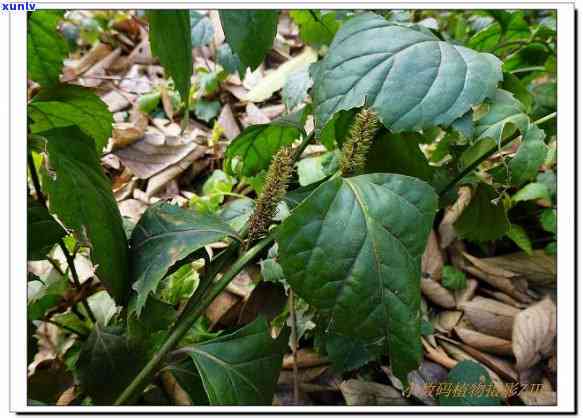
xmin=113 ymin=234 xmax=275 ymax=405
xmin=27 ymin=151 xmax=97 ymax=324
xmin=534 ymin=111 xmax=556 ymax=125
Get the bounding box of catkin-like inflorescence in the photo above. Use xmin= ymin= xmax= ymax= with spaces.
xmin=246 ymin=146 xmax=294 ymax=246
xmin=339 ymin=107 xmax=380 ymax=177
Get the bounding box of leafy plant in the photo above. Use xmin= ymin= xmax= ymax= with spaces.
xmin=26 ymin=8 xmax=557 ymax=407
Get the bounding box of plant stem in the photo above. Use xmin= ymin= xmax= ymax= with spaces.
xmin=27 ymin=151 xmax=97 ymax=323
xmin=534 ymin=111 xmax=556 ymax=125
xmin=114 ymin=234 xmax=275 ymax=406
xmin=294 ymin=131 xmax=315 ymax=160
xmin=289 ymin=290 xmax=300 ymax=405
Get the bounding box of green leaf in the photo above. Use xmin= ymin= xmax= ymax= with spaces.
xmin=219 ymin=11 xmax=279 ymax=75
xmin=128 ymin=296 xmax=176 ymax=356
xmin=439 ymin=360 xmax=501 ymax=405
xmin=194 ymin=99 xmax=221 ymax=123
xmin=187 ymin=317 xmax=288 ymax=405
xmin=512 ymin=182 xmax=551 ymax=204
xmin=319 ymin=109 xmax=357 ymax=150
xmin=454 ymin=184 xmax=510 ymax=242
xmin=289 ymin=10 xmax=340 ymax=47
xmin=277 ymin=173 xmax=438 ymax=382
xmin=28 ymin=84 xmax=113 ymax=151
xmin=311 ymin=13 xmax=502 ymax=134
xmin=167 ymin=359 xmax=209 ymax=405
xmin=77 ymin=326 xmax=147 ymax=405
xmin=129 ymin=203 xmax=239 ymax=315
xmin=296 ymin=151 xmax=339 ymax=187
xmin=502 ymin=72 xmax=533 ymax=112
xmin=441 ymin=265 xmax=467 ymax=290
xmin=467 ymin=22 xmax=501 ymax=52
xmin=216 ymin=44 xmax=241 ymax=74
xmin=27 ymin=10 xmax=68 ymax=86
xmin=540 ymin=208 xmax=557 ymax=235
xmin=87 ymin=290 xmax=119 ymax=327
xmin=282 ymin=68 xmax=313 ymax=111
xmin=509 ymin=124 xmax=547 ymax=186
xmin=325 ymin=334 xmax=383 ymax=373
xmin=224 ymin=119 xmax=302 ymax=177
xmin=475 ymin=89 xmax=529 ymax=143
xmin=190 ymin=11 xmax=214 ymax=48
xmin=27 ymin=197 xmax=66 ymax=260
xmin=365 ymin=131 xmax=434 ymax=182
xmin=27 ymin=268 xmax=68 ymax=320
xmin=42 ymin=127 xmax=130 ymax=305
xmin=147 ymin=11 xmax=193 ymax=103
xmin=137 ymin=91 xmax=161 ymax=113
xmin=506 ymin=224 xmax=533 ymax=255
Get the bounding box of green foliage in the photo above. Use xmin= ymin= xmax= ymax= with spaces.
xmin=439 ymin=360 xmax=501 ymax=406
xmin=77 ymin=326 xmax=148 ymax=405
xmin=277 ymin=173 xmax=438 ymax=383
xmin=311 ymin=13 xmax=502 ymax=134
xmin=27 ymin=10 xmax=68 ymax=86
xmin=219 ymin=11 xmax=279 ymax=75
xmin=26 ymin=9 xmax=558 ymax=407
xmin=225 ymin=117 xmax=303 ymax=177
xmin=27 ymin=197 xmax=65 ymax=260
xmin=186 ymin=317 xmax=288 ymax=405
xmin=442 ymin=265 xmax=467 ymax=290
xmin=129 ymin=203 xmax=239 ymax=315
xmin=41 ymin=127 xmax=130 ymax=305
xmin=28 ymin=84 xmax=114 ymax=151
xmin=454 ymin=184 xmax=510 ymax=242
xmin=190 ymin=11 xmax=214 ymax=47
xmin=147 ymin=11 xmax=193 ymax=103
xmin=289 ymin=10 xmax=340 ymax=47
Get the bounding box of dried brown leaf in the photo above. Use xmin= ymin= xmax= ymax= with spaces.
xmin=454 ymin=326 xmax=513 ymax=356
xmin=460 ymin=296 xmax=520 ymax=339
xmin=512 ymin=298 xmax=556 ymax=371
xmin=421 ymin=278 xmax=456 ymax=309
xmin=422 ymin=230 xmax=443 ymax=281
xmin=339 ymin=380 xmax=410 ymax=406
xmin=438 ymin=186 xmax=472 ymax=248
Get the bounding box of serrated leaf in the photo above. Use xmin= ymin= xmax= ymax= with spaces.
xmin=439 ymin=360 xmax=501 ymax=405
xmin=190 ymin=11 xmax=214 ymax=48
xmin=289 ymin=10 xmax=340 ymax=47
xmin=509 ymin=124 xmax=547 ymax=186
xmin=186 ymin=317 xmax=288 ymax=405
xmin=28 ymin=84 xmax=113 ymax=151
xmin=512 ymin=182 xmax=551 ymax=204
xmin=27 ymin=197 xmax=66 ymax=260
xmin=475 ymin=89 xmax=529 ymax=143
xmin=506 ymin=224 xmax=533 ymax=255
xmin=42 ymin=127 xmax=129 ymax=305
xmin=129 ymin=203 xmax=239 ymax=315
xmin=216 ymin=44 xmax=240 ymax=74
xmin=277 ymin=173 xmax=438 ymax=382
xmin=224 ymin=118 xmax=302 ymax=177
xmin=27 ymin=10 xmax=68 ymax=86
xmin=219 ymin=11 xmax=279 ymax=75
xmin=147 ymin=11 xmax=193 ymax=103
xmin=77 ymin=326 xmax=147 ymax=405
xmin=454 ymin=184 xmax=510 ymax=242
xmin=167 ymin=359 xmax=209 ymax=405
xmin=502 ymin=72 xmax=533 ymax=112
xmin=311 ymin=13 xmax=502 ymax=134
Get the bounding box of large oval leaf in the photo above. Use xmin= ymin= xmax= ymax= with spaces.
xmin=276 ymin=173 xmax=438 ymax=381
xmin=129 ymin=203 xmax=239 ymax=315
xmin=311 ymin=13 xmax=502 ymax=134
xmin=42 ymin=127 xmax=129 ymax=305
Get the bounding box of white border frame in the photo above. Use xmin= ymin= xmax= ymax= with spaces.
xmin=4 ymin=1 xmax=576 ymax=414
